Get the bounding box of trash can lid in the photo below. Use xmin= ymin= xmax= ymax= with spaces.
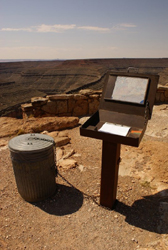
xmin=8 ymin=133 xmax=55 ymax=153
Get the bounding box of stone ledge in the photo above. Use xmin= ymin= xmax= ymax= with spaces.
xmin=155 ymin=85 xmax=168 ymax=103
xmin=47 ymin=94 xmax=74 ymax=101
xmin=158 ymin=84 xmax=168 ymax=90
xmin=22 ymin=90 xmax=102 ymax=119
xmin=79 ymin=89 xmax=102 ymax=96
xmin=21 ymin=103 xmax=33 ymax=111
xmin=21 ymin=87 xmax=168 ymax=119
xmin=31 ymin=97 xmax=48 ymax=107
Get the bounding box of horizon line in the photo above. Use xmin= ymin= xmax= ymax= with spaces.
xmin=1 ymin=57 xmax=168 ymax=63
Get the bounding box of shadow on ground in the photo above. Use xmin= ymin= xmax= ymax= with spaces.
xmin=33 ymin=184 xmax=83 ymax=216
xmin=115 ymin=189 xmax=168 ymax=234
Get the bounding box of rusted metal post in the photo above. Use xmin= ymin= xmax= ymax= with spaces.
xmin=100 ymin=141 xmax=121 ymax=209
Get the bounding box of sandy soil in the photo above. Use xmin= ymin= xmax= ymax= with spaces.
xmin=0 ymin=104 xmax=168 ymax=250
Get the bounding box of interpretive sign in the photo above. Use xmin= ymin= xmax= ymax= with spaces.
xmin=80 ymin=72 xmax=159 ymax=209
xmin=111 ymin=76 xmax=149 ymax=104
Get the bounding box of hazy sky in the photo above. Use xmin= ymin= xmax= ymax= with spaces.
xmin=1 ymin=0 xmax=168 ymax=60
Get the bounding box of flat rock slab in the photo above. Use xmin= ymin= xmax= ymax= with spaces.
xmin=54 ymin=137 xmax=70 ymax=147
xmin=0 ymin=116 xmax=79 ymax=138
xmin=58 ymin=159 xmax=77 ymax=170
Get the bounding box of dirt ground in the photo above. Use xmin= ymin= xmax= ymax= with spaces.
xmin=0 ymin=104 xmax=168 ymax=250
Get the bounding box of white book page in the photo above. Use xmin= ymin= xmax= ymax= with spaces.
xmin=99 ymin=122 xmax=130 ymax=136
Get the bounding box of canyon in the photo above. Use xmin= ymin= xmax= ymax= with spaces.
xmin=1 ymin=58 xmax=168 ymax=117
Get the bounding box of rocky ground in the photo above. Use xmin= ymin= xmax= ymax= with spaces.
xmin=0 ymin=104 xmax=168 ymax=250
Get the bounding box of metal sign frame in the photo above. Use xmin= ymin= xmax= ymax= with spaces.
xmin=80 ymin=72 xmax=159 ymax=209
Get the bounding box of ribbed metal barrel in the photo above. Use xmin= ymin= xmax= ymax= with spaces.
xmin=8 ymin=133 xmax=57 ymax=202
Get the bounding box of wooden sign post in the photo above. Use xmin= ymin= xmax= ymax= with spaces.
xmin=100 ymin=142 xmax=121 ymax=208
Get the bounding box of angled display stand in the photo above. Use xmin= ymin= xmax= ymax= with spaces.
xmin=80 ymin=72 xmax=159 ymax=209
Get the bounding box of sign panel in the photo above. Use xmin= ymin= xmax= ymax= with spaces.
xmin=111 ymin=76 xmax=149 ymax=104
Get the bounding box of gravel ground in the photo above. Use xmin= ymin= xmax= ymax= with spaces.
xmin=0 ymin=104 xmax=168 ymax=250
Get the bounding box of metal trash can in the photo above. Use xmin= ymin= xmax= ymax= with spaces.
xmin=8 ymin=133 xmax=57 ymax=202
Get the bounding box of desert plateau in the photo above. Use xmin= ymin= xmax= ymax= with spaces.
xmin=0 ymin=58 xmax=168 ymax=249
xmin=1 ymin=58 xmax=168 ymax=116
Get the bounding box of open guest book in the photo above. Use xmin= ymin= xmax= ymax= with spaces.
xmin=99 ymin=122 xmax=130 ymax=137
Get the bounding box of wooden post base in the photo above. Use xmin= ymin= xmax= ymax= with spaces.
xmin=100 ymin=141 xmax=121 ymax=209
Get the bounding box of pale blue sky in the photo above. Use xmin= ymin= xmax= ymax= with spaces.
xmin=1 ymin=0 xmax=168 ymax=59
